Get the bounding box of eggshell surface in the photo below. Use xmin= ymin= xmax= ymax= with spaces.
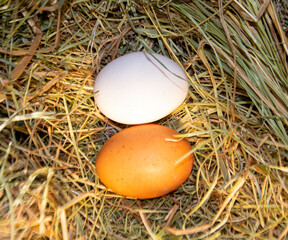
xmin=95 ymin=124 xmax=193 ymax=199
xmin=94 ymin=52 xmax=188 ymax=124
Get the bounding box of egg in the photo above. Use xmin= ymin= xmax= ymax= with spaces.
xmin=94 ymin=51 xmax=188 ymax=125
xmin=95 ymin=124 xmax=193 ymax=199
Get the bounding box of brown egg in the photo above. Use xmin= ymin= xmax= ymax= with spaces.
xmin=95 ymin=124 xmax=193 ymax=199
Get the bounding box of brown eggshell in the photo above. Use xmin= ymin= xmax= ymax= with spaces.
xmin=95 ymin=124 xmax=193 ymax=199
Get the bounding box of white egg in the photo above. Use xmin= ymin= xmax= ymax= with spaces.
xmin=94 ymin=51 xmax=188 ymax=125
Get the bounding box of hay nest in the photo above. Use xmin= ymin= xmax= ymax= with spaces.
xmin=0 ymin=0 xmax=288 ymax=239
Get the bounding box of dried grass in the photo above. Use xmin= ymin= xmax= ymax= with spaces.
xmin=0 ymin=0 xmax=288 ymax=239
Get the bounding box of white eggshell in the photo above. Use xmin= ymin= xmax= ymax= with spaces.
xmin=94 ymin=51 xmax=188 ymax=124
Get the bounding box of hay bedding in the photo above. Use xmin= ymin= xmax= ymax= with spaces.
xmin=0 ymin=0 xmax=288 ymax=239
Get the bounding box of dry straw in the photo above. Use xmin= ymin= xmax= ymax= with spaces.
xmin=0 ymin=0 xmax=288 ymax=239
